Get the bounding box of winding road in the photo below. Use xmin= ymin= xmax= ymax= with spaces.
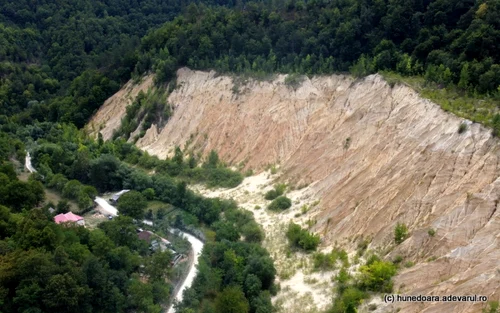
xmin=167 ymin=230 xmax=203 ymax=313
xmin=26 ymin=153 xmax=203 ymax=312
xmin=94 ymin=196 xmax=204 ymax=312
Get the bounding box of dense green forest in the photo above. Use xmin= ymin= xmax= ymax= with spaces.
xmin=0 ymin=0 xmax=256 ymax=127
xmin=0 ymin=132 xmax=174 ymax=312
xmin=1 ymin=0 xmax=500 ymax=312
xmin=0 ymin=118 xmax=269 ymax=312
xmin=139 ymin=0 xmax=500 ymax=94
xmin=2 ymin=0 xmax=499 ymax=132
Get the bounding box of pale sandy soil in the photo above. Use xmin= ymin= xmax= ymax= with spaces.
xmin=191 ymin=170 xmax=336 ymax=313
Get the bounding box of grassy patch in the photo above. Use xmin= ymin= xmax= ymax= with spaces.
xmin=380 ymin=71 xmax=500 ymax=127
xmin=44 ymin=188 xmax=79 ymax=212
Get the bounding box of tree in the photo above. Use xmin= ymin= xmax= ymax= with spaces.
xmin=215 ymin=286 xmax=249 ymax=313
xmin=142 ymin=188 xmax=155 ymax=200
xmin=250 ymin=291 xmax=273 ymax=313
xmin=145 ymin=251 xmax=173 ymax=282
xmin=56 ymin=200 xmax=70 ymax=214
xmin=214 ymin=221 xmax=240 ymax=242
xmin=48 ymin=173 xmax=69 ymax=192
xmin=204 ymin=150 xmax=220 ymax=169
xmin=244 ymin=274 xmax=262 ymax=299
xmin=62 ymin=180 xmax=83 ymax=199
xmin=241 ymin=222 xmax=264 ymax=243
xmin=127 ymin=275 xmax=161 ymax=313
xmin=157 ymin=207 xmax=167 ymax=220
xmin=89 ymin=154 xmax=121 ymax=192
xmin=42 ymin=274 xmax=86 ymax=313
xmin=0 ymin=205 xmax=13 ymax=238
xmin=117 ymin=191 xmax=147 ymax=220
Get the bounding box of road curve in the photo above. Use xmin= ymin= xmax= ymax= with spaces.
xmin=167 ymin=230 xmax=204 ymax=313
xmin=27 ymin=152 xmax=204 ymax=312
xmin=94 ymin=196 xmax=204 ymax=313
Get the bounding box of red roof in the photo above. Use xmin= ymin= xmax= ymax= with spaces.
xmin=54 ymin=212 xmax=84 ymax=224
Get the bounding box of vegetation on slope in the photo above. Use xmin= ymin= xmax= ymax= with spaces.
xmin=0 ymin=118 xmax=271 ymax=313
xmin=0 ymin=0 xmax=257 ymax=127
xmin=136 ymin=0 xmax=500 ymax=134
xmin=140 ymin=0 xmax=500 ymax=95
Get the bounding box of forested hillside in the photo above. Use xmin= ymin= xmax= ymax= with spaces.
xmin=2 ymin=0 xmax=499 ymax=130
xmin=1 ymin=0 xmax=500 ymax=313
xmin=140 ymin=0 xmax=500 ymax=94
xmin=0 ymin=1 xmax=274 ymax=312
xmin=0 ymin=0 xmax=253 ymax=127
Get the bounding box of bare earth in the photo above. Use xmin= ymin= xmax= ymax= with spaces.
xmin=89 ymin=68 xmax=500 ymax=312
xmin=191 ymin=171 xmax=336 ymax=313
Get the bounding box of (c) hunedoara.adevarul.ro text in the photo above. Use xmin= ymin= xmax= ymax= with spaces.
xmin=384 ymin=294 xmax=488 ymax=303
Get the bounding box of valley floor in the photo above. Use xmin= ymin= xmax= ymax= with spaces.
xmin=191 ymin=170 xmax=338 ymax=312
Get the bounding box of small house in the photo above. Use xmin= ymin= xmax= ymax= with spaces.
xmin=54 ymin=212 xmax=85 ymax=226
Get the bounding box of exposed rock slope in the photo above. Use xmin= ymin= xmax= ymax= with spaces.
xmin=87 ymin=75 xmax=154 ymax=140
xmin=89 ymin=68 xmax=500 ymax=312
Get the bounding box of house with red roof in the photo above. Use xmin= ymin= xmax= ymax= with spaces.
xmin=54 ymin=212 xmax=85 ymax=226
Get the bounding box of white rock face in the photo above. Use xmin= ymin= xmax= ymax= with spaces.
xmin=89 ymin=68 xmax=500 ymax=312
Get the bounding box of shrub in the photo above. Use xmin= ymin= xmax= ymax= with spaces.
xmin=142 ymin=187 xmax=155 ymax=200
xmin=483 ymin=301 xmax=499 ymax=313
xmin=313 ymin=248 xmax=349 ymax=271
xmin=264 ymin=189 xmax=278 ymax=200
xmin=356 ymin=260 xmax=397 ymax=293
xmin=264 ymin=184 xmax=286 ymax=200
xmin=267 ymin=196 xmax=292 ymax=211
xmin=427 ymin=228 xmax=436 ymax=237
xmin=394 ymin=222 xmax=408 ymax=244
xmin=286 ymin=222 xmax=320 ymax=251
xmin=330 ymin=287 xmax=367 ymax=313
xmin=284 ymin=73 xmax=304 ymax=89
xmin=393 ymin=255 xmax=403 ymax=264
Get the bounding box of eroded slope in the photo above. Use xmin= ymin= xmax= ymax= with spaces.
xmin=89 ymin=68 xmax=500 ymax=312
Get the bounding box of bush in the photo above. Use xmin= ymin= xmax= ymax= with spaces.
xmin=264 ymin=184 xmax=286 ymax=200
xmin=356 ymin=260 xmax=397 ymax=293
xmin=142 ymin=188 xmax=155 ymax=200
xmin=285 ymin=222 xmax=320 ymax=251
xmin=313 ymin=252 xmax=336 ymax=270
xmin=427 ymin=228 xmax=436 ymax=237
xmin=264 ymin=189 xmax=278 ymax=200
xmin=330 ymin=287 xmax=367 ymax=313
xmin=117 ymin=190 xmax=147 ymax=220
xmin=313 ymin=248 xmax=349 ymax=271
xmin=267 ymin=196 xmax=292 ymax=211
xmin=394 ymin=222 xmax=408 ymax=244
xmin=483 ymin=301 xmax=499 ymax=313
xmin=186 ymin=167 xmax=243 ymax=188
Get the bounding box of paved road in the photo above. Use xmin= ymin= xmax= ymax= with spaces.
xmin=25 ymin=152 xmax=37 ymax=173
xmin=94 ymin=197 xmax=118 ymax=216
xmin=167 ymin=230 xmax=204 ymax=313
xmin=27 ymin=152 xmax=204 ymax=312
xmin=94 ymin=197 xmax=204 ymax=313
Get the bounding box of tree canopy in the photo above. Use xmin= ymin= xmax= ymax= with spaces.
xmin=117 ymin=190 xmax=147 ymax=220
